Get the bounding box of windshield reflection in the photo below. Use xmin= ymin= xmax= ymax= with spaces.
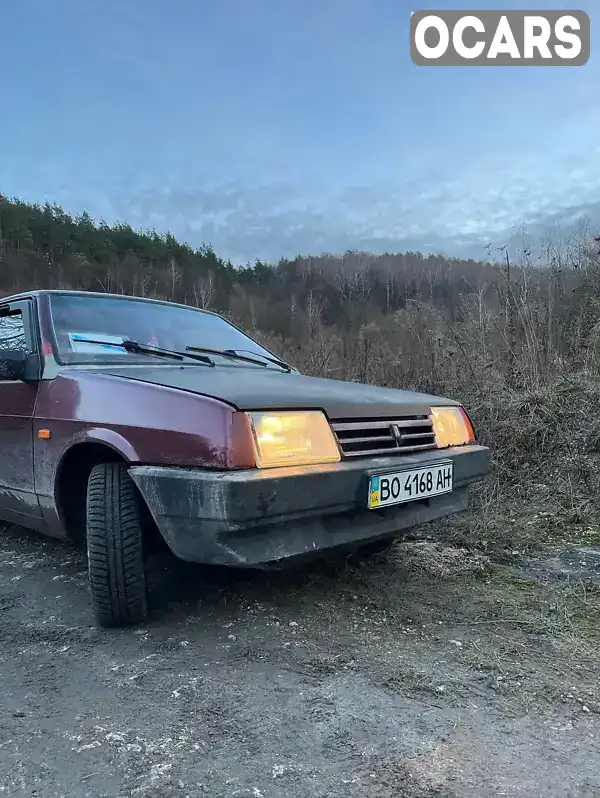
xmin=48 ymin=293 xmax=279 ymax=365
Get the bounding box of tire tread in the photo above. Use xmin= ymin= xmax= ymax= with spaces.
xmin=86 ymin=462 xmax=148 ymax=628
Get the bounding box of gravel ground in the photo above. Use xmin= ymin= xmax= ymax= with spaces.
xmin=1 ymin=524 xmax=600 ymax=798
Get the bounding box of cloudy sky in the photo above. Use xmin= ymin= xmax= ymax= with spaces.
xmin=1 ymin=0 xmax=598 ymax=263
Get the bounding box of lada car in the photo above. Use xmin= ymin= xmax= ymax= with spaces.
xmin=0 ymin=290 xmax=490 ymax=627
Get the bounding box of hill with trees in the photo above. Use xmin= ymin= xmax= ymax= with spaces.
xmin=2 ymin=191 xmax=600 ymax=550
xmin=1 ymin=192 xmax=599 ymax=391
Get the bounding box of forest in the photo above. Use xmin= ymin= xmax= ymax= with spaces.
xmin=2 ymin=191 xmax=600 ymax=545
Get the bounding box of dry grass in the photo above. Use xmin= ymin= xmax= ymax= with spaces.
xmin=388 ymin=541 xmax=492 ymax=578
xmin=412 ymin=374 xmax=600 ymax=557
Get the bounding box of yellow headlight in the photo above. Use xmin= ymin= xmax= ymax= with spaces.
xmin=246 ymin=410 xmax=341 ymax=468
xmin=431 ymin=405 xmax=476 ymax=448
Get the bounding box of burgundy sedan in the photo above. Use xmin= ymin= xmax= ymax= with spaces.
xmin=0 ymin=290 xmax=490 ymax=627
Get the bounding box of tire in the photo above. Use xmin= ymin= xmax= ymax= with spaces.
xmin=86 ymin=462 xmax=148 ymax=628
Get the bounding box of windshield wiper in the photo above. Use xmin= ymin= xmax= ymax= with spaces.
xmin=185 ymin=345 xmax=292 ymax=372
xmin=225 ymin=348 xmax=293 ymax=372
xmin=70 ymin=338 xmax=215 ymax=366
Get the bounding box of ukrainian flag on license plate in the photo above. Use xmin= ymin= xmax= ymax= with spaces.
xmin=369 ymin=476 xmax=381 ymax=508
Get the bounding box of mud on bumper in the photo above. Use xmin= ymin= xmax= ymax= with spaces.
xmin=128 ymin=445 xmax=490 ymax=568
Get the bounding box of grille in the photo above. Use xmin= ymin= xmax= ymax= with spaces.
xmin=331 ymin=414 xmax=437 ymax=459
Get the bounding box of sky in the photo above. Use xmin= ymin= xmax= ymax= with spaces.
xmin=1 ymin=0 xmax=599 ymax=264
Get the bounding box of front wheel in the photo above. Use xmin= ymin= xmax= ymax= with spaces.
xmin=86 ymin=462 xmax=148 ymax=628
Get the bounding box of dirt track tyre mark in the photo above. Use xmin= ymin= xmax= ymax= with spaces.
xmin=86 ymin=462 xmax=148 ymax=628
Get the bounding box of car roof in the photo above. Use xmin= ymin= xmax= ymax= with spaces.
xmin=0 ymin=289 xmax=221 ymax=317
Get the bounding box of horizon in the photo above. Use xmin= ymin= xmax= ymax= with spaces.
xmin=1 ymin=0 xmax=598 ymax=264
xmin=2 ymin=188 xmax=596 ymax=269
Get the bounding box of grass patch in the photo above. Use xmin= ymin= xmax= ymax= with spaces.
xmin=424 ymin=375 xmax=600 ymax=556
xmin=458 ymin=566 xmax=600 ymax=646
xmin=434 ymin=504 xmax=600 ymax=556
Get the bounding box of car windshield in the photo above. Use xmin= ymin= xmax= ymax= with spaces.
xmin=48 ymin=293 xmax=280 ymax=366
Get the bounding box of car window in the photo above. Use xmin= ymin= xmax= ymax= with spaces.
xmin=0 ymin=311 xmax=29 ymax=353
xmin=48 ymin=293 xmax=277 ymax=365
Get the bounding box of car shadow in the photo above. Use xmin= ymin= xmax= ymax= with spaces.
xmin=1 ymin=522 xmax=396 ymax=628
xmin=143 ymin=545 xmax=385 ymax=623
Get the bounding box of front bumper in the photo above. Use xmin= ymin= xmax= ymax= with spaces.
xmin=128 ymin=444 xmax=490 ymax=567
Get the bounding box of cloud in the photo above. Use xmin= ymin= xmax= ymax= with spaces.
xmin=107 ymin=65 xmax=600 ymax=265
xmin=114 ymin=126 xmax=600 ymax=264
xmin=4 ymin=0 xmax=599 ymax=265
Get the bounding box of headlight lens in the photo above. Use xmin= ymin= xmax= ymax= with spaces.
xmin=431 ymin=406 xmax=476 ymax=448
xmin=246 ymin=410 xmax=341 ymax=468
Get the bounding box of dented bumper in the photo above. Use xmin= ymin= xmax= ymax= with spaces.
xmin=128 ymin=444 xmax=490 ymax=567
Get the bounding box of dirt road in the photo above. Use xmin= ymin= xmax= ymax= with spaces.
xmin=1 ymin=523 xmax=600 ymax=798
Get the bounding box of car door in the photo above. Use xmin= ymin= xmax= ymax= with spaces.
xmin=0 ymin=298 xmax=43 ymax=525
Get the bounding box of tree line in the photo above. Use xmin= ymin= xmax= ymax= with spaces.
xmin=1 ymin=192 xmax=600 ymax=403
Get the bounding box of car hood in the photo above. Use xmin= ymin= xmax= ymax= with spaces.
xmin=86 ymin=364 xmax=460 ymax=419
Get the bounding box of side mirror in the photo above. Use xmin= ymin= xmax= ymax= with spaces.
xmin=0 ymin=350 xmax=41 ymax=382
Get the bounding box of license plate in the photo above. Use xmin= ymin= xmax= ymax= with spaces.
xmin=367 ymin=462 xmax=453 ymax=509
